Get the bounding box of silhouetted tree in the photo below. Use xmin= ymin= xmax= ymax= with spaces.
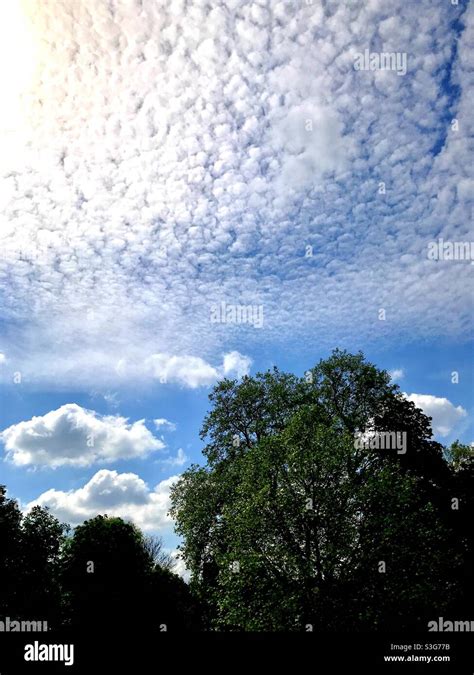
xmin=0 ymin=489 xmax=67 ymax=627
xmin=0 ymin=486 xmax=22 ymax=617
xmin=18 ymin=506 xmax=68 ymax=626
xmin=60 ymin=515 xmax=201 ymax=633
xmin=61 ymin=515 xmax=153 ymax=632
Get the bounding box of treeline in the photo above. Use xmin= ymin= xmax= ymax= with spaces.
xmin=0 ymin=495 xmax=201 ymax=632
xmin=1 ymin=350 xmax=473 ymax=632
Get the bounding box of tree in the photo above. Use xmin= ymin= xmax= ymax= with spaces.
xmin=19 ymin=506 xmax=68 ymax=626
xmin=61 ymin=515 xmax=201 ymax=633
xmin=61 ymin=515 xmax=153 ymax=632
xmin=148 ymin=565 xmax=203 ymax=632
xmin=144 ymin=535 xmax=174 ymax=570
xmin=0 ymin=489 xmax=66 ymax=626
xmin=170 ymin=350 xmax=466 ymax=630
xmin=444 ymin=441 xmax=474 ymax=617
xmin=0 ymin=487 xmax=201 ymax=633
xmin=0 ymin=485 xmax=22 ymax=617
xmin=144 ymin=534 xmax=203 ymax=631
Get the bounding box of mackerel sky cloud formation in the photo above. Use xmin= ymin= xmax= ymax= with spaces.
xmin=0 ymin=0 xmax=472 ymax=387
xmin=0 ymin=0 xmax=472 ymax=550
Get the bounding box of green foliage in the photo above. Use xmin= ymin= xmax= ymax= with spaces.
xmin=171 ymin=350 xmax=470 ymax=630
xmin=445 ymin=440 xmax=474 ymax=472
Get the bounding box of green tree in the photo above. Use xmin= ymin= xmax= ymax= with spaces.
xmin=170 ymin=350 xmax=465 ymax=630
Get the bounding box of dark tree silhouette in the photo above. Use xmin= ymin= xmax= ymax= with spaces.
xmin=60 ymin=514 xmax=200 ymax=633
xmin=0 ymin=486 xmax=22 ymax=617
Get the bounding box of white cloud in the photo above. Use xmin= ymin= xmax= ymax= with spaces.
xmin=222 ymin=351 xmax=252 ymax=379
xmin=145 ymin=351 xmax=251 ymax=388
xmin=404 ymin=393 xmax=467 ymax=437
xmin=0 ymin=352 xmax=5 ymax=364
xmin=26 ymin=469 xmax=178 ymax=532
xmin=161 ymin=448 xmax=188 ymax=468
xmin=0 ymin=348 xmax=252 ymax=390
xmin=389 ymin=368 xmax=404 ymax=380
xmin=154 ymin=418 xmax=176 ymax=432
xmin=1 ymin=403 xmax=164 ymax=467
xmin=170 ymin=549 xmax=190 ymax=582
xmin=146 ymin=354 xmax=218 ymax=388
xmin=102 ymin=391 xmax=119 ymax=408
xmin=269 ymin=102 xmax=349 ymax=192
xmin=0 ymin=0 xmax=471 ymax=386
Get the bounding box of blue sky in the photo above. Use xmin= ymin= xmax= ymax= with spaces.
xmin=0 ymin=0 xmax=473 ymax=568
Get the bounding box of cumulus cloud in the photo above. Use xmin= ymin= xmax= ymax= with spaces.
xmin=0 ymin=0 xmax=472 ymax=386
xmin=26 ymin=469 xmax=178 ymax=532
xmin=0 ymin=352 xmax=6 ymax=364
xmin=1 ymin=404 xmax=164 ymax=467
xmin=404 ymin=393 xmax=467 ymax=437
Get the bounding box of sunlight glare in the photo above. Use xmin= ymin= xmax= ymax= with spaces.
xmin=0 ymin=0 xmax=36 ymax=132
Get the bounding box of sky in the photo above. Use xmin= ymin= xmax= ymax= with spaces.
xmin=0 ymin=0 xmax=473 ymax=571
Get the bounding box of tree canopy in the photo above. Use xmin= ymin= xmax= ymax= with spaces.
xmin=170 ymin=349 xmax=473 ymax=630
